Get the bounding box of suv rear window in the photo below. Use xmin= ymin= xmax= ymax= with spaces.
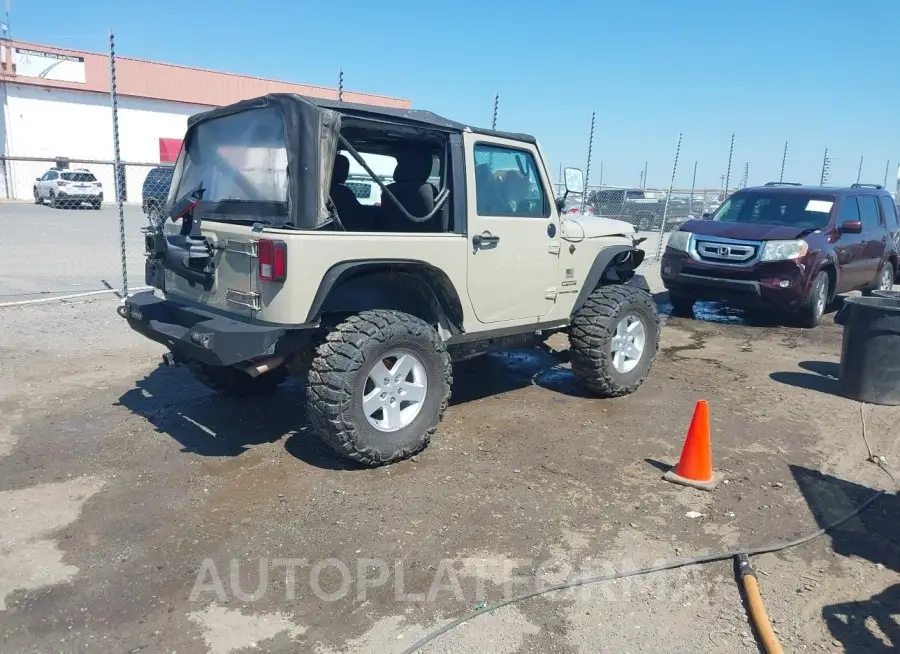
xmin=147 ymin=167 xmax=173 ymax=181
xmin=713 ymin=191 xmax=835 ymax=230
xmin=61 ymin=172 xmax=96 ymax=182
xmin=173 ymin=106 xmax=288 ymax=205
xmin=879 ymin=195 xmax=899 ymax=228
xmin=346 ymin=181 xmax=372 ymax=200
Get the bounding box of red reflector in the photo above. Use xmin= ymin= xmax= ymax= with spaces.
xmin=258 ymin=239 xmax=287 ymax=282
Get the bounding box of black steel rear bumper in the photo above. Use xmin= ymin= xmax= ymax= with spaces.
xmin=119 ymin=291 xmax=301 ymax=367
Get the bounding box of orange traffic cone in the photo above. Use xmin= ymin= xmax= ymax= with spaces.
xmin=663 ymin=400 xmax=725 ymax=491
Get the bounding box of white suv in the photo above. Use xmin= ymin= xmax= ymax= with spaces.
xmin=34 ymin=168 xmax=103 ymax=209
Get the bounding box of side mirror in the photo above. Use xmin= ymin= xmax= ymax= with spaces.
xmin=702 ymin=212 xmax=711 ymax=219
xmin=564 ymin=167 xmax=585 ymax=195
xmin=839 ymin=220 xmax=862 ymax=234
xmin=36 ymin=177 xmax=41 ymax=182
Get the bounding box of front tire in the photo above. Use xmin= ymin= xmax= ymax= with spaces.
xmin=668 ymin=292 xmax=696 ymax=316
xmin=49 ymin=191 xmax=58 ymax=208
xmin=796 ymin=271 xmax=828 ymax=328
xmin=569 ymin=284 xmax=660 ymax=397
xmin=189 ymin=360 xmax=288 ymax=397
xmin=306 ymin=310 xmax=452 ymax=466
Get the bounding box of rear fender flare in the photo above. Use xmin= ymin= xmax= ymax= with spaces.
xmin=306 ymin=260 xmax=465 ymax=334
xmin=570 ymin=246 xmax=646 ymax=317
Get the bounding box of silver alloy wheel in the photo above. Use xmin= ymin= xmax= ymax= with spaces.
xmin=880 ymin=266 xmax=893 ymax=291
xmin=815 ymin=282 xmax=826 ymax=319
xmin=610 ymin=314 xmax=646 ymax=374
xmin=362 ymin=350 xmax=428 ymax=432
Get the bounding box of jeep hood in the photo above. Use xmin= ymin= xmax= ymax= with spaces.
xmin=679 ymin=219 xmax=813 ymax=241
xmin=561 ymin=216 xmax=636 ymax=240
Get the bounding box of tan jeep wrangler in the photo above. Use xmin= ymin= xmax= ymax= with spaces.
xmin=120 ymin=93 xmax=660 ymax=466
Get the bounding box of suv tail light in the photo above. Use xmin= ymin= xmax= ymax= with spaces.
xmin=258 ymin=238 xmax=287 ymax=282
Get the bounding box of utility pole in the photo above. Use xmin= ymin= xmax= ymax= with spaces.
xmin=820 ymin=148 xmax=830 ymax=186
xmin=491 ymin=93 xmax=499 ymax=131
xmin=655 ymin=133 xmax=683 ymax=261
xmin=642 ymin=161 xmax=648 ymax=189
xmin=337 ymin=69 xmax=344 ymax=102
xmin=580 ymin=111 xmax=595 ymax=213
xmin=741 ymin=162 xmax=749 ymax=189
xmin=856 ymin=155 xmax=864 ymax=184
xmin=724 ymin=133 xmax=735 ymax=197
xmin=884 ymin=159 xmax=891 ymax=188
xmin=779 ymin=141 xmax=788 ymax=183
xmin=687 ymin=160 xmax=697 ymax=216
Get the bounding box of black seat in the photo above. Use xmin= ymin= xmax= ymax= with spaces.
xmin=329 ymin=154 xmax=363 ymax=228
xmin=381 ymin=151 xmax=438 ymax=232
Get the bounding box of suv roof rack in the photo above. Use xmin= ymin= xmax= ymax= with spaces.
xmin=764 ymin=181 xmax=802 ymax=187
xmin=851 ymin=183 xmax=884 ymax=190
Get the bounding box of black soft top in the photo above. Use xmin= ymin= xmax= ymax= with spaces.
xmin=188 ymin=93 xmax=537 ymax=144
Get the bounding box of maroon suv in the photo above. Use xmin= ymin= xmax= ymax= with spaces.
xmin=661 ymin=182 xmax=900 ymax=327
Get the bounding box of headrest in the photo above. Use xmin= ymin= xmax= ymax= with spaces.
xmin=393 ymin=151 xmax=433 ymax=184
xmin=332 ymin=153 xmax=350 ymax=185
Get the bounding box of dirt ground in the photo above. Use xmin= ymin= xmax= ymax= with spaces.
xmin=1 ymin=254 xmax=899 ymax=652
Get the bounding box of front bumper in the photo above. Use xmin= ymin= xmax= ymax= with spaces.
xmin=660 ymin=251 xmax=809 ymax=310
xmin=119 ymin=291 xmax=294 ymax=366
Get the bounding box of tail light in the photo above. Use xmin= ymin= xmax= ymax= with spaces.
xmin=57 ymin=180 xmax=68 ymax=186
xmin=258 ymin=238 xmax=287 ymax=282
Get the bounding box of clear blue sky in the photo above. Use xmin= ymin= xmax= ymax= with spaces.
xmin=7 ymin=0 xmax=900 ymax=190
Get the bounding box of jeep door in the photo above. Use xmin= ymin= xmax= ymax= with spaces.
xmin=463 ymin=133 xmax=560 ymax=323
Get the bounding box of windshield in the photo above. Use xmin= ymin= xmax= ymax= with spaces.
xmin=61 ymin=172 xmax=96 ymax=182
xmin=712 ymin=192 xmax=835 ymax=230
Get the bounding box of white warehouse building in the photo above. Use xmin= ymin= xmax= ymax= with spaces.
xmin=0 ymin=39 xmax=410 ymax=204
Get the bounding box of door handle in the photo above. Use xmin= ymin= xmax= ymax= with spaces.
xmin=472 ymin=232 xmax=500 ymax=249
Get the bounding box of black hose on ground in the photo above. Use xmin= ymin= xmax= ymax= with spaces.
xmin=399 ymin=486 xmax=889 ymax=654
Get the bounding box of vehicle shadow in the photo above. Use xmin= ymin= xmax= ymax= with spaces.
xmin=769 ymin=360 xmax=841 ymax=397
xmin=451 ymin=347 xmax=597 ymax=404
xmin=117 ymin=346 xmax=596 ymax=469
xmin=789 ymin=465 xmax=900 ymax=652
xmin=653 ymin=290 xmax=844 ymax=329
xmin=116 ymin=364 xmax=361 ymax=471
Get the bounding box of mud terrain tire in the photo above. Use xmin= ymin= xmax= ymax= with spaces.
xmin=306 ymin=309 xmax=452 ymax=466
xmin=569 ymin=284 xmax=660 ymax=397
xmin=189 ymin=360 xmax=289 ymax=397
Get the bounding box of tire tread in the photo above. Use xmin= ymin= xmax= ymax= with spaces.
xmin=306 ymin=309 xmax=452 ymax=466
xmin=569 ymin=284 xmax=660 ymax=397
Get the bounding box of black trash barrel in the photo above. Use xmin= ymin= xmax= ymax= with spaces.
xmin=872 ymin=289 xmax=900 ymax=300
xmin=834 ymin=296 xmax=900 ymax=405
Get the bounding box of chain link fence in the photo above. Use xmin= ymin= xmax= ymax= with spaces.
xmin=3 ymin=156 xmax=174 ymax=212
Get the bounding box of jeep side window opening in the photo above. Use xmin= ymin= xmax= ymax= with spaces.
xmin=473 ymin=144 xmax=548 ymax=218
